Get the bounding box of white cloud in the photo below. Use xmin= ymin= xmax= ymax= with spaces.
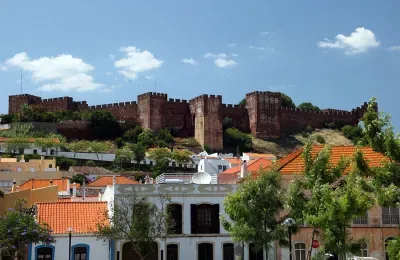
xmin=317 ymin=27 xmax=380 ymax=54
xmin=5 ymin=52 xmax=102 ymax=92
xmin=387 ymin=45 xmax=400 ymax=52
xmin=249 ymin=45 xmax=276 ymax=52
xmin=260 ymin=31 xmax=270 ymax=36
xmin=0 ymin=65 xmax=7 ymax=71
xmin=105 ymin=71 xmax=111 ymax=75
xmin=109 ymin=54 xmax=115 ymax=60
xmin=204 ymin=52 xmax=228 ymax=59
xmin=228 ymin=43 xmax=236 ymax=47
xmin=181 ymin=58 xmax=198 ymax=65
xmin=114 ymin=46 xmax=163 ymax=80
xmin=214 ymin=58 xmax=237 ymax=68
xmin=231 ymin=53 xmax=238 ymax=57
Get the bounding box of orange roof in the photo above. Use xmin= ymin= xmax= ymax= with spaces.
xmin=219 ymin=158 xmax=273 ymax=175
xmin=36 ymin=202 xmax=108 ymax=234
xmin=277 ymin=145 xmax=388 ymax=174
xmin=87 ymin=176 xmax=139 ymax=187
xmin=18 ymin=179 xmax=80 ymax=192
xmin=223 ymin=158 xmax=242 ymax=165
xmin=244 ymin=153 xmax=276 ymax=159
xmin=0 ymin=137 xmax=60 ymax=143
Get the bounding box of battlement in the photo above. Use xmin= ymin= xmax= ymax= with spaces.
xmin=137 ymin=92 xmax=168 ymax=99
xmin=168 ymin=98 xmax=188 ymax=104
xmin=246 ymin=91 xmax=281 ymax=98
xmin=88 ymin=101 xmax=137 ymax=109
xmin=281 ymin=106 xmax=356 ymax=116
xmin=74 ymin=101 xmax=87 ymax=105
xmin=189 ymin=94 xmax=223 ymax=103
xmin=222 ymin=104 xmax=242 ymax=108
xmin=9 ymin=94 xmax=41 ymax=99
xmin=41 ymin=96 xmax=72 ymax=102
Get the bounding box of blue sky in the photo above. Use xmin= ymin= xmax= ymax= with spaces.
xmin=0 ymin=1 xmax=399 ymax=129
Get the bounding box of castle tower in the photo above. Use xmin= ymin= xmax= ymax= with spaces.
xmin=137 ymin=92 xmax=168 ymax=131
xmin=246 ymin=91 xmax=282 ymax=139
xmin=8 ymin=94 xmax=42 ymax=114
xmin=189 ymin=95 xmax=223 ymax=151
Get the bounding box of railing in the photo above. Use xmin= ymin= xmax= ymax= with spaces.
xmin=382 ymin=214 xmax=400 ymax=225
xmin=155 ymin=173 xmax=195 ymax=184
xmin=351 ymin=217 xmax=380 ymax=226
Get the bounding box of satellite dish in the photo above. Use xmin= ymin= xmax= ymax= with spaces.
xmin=191 ymin=171 xmax=212 ymax=184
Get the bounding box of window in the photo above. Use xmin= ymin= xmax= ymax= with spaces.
xmin=50 ymin=150 xmax=55 ymax=155
xmin=218 ymin=165 xmax=222 ymax=170
xmin=360 ymin=242 xmax=368 ymax=257
xmin=49 ymin=164 xmax=53 ymax=168
xmin=353 ymin=213 xmax=368 ymax=225
xmin=0 ymin=180 xmax=13 ymax=187
xmin=167 ymin=244 xmax=179 ymax=260
xmin=150 ymin=161 xmax=153 ymax=166
xmin=33 ymin=149 xmax=37 ymax=154
xmin=294 ymin=243 xmax=306 ymax=260
xmin=198 ymin=243 xmax=213 ymax=260
xmin=191 ymin=204 xmax=220 ymax=234
xmin=74 ymin=247 xmax=88 ymax=260
xmin=172 ymin=162 xmax=176 ymax=167
xmin=72 ymin=244 xmax=89 ymax=260
xmin=36 ymin=246 xmax=53 ymax=260
xmin=223 ymin=243 xmax=234 ymax=260
xmin=222 ymin=166 xmax=227 ymax=171
xmin=168 ymin=204 xmax=183 ymax=234
xmin=249 ymin=243 xmax=263 ymax=260
xmin=382 ymin=207 xmax=399 ymax=225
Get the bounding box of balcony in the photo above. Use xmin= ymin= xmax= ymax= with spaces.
xmin=382 ymin=214 xmax=400 ymax=225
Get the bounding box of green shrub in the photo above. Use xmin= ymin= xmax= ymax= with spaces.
xmin=123 ymin=126 xmax=143 ymax=143
xmin=305 ymin=125 xmax=313 ymax=133
xmin=301 ymin=132 xmax=309 ymax=138
xmin=204 ymin=144 xmax=212 ymax=154
xmin=342 ymin=125 xmax=363 ymax=140
xmin=315 ymin=135 xmax=325 ymax=144
xmin=115 ymin=137 xmax=124 ymax=149
xmin=0 ymin=114 xmax=15 ymax=124
xmin=182 ymin=138 xmax=200 ymax=148
xmin=298 ymin=102 xmax=321 ymax=112
xmin=85 ymin=160 xmax=96 ymax=167
xmin=56 ymin=156 xmax=77 ymax=170
xmin=155 ymin=129 xmax=174 ymax=145
xmin=224 ymin=128 xmax=253 ymax=153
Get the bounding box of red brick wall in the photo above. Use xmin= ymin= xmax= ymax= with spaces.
xmin=8 ymin=94 xmax=42 ymax=114
xmin=88 ymin=101 xmax=139 ymax=123
xmin=36 ymin=97 xmax=74 ymax=112
xmin=222 ymin=104 xmax=250 ymax=133
xmin=137 ymin=92 xmax=167 ymax=131
xmin=165 ymin=99 xmax=193 ymax=137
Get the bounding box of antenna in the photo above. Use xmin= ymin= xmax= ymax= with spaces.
xmin=154 ymin=81 xmax=157 ymax=92
xmin=20 ymin=70 xmax=23 ymax=94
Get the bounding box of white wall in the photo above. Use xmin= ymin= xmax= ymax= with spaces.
xmin=197 ymin=158 xmax=230 ymax=175
xmin=30 ymin=235 xmax=111 ymax=260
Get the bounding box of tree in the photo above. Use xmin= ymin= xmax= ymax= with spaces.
xmin=0 ymin=190 xmax=4 ymax=198
xmin=281 ymin=93 xmax=296 ymax=109
xmin=70 ymin=174 xmax=87 ymax=185
xmin=115 ymin=147 xmax=134 ymax=168
xmin=4 ymin=138 xmax=30 ymax=155
xmin=287 ymin=142 xmax=374 ymax=259
xmin=224 ymin=128 xmax=253 ymax=153
xmin=298 ymin=102 xmax=321 ymax=112
xmin=238 ymin=98 xmax=246 ymax=107
xmin=115 ymin=137 xmax=124 ymax=149
xmin=0 ymin=199 xmax=55 ymax=260
xmin=88 ymin=141 xmax=113 ymax=161
xmin=148 ymin=148 xmax=171 ymax=176
xmin=34 ymin=138 xmax=58 ymax=156
xmin=123 ymin=126 xmax=143 ymax=143
xmin=66 ymin=140 xmax=90 ymax=158
xmin=85 ymin=160 xmax=96 ymax=167
xmin=155 ymin=129 xmax=174 ymax=146
xmin=14 ymin=104 xmax=34 ymax=122
xmin=56 ymin=156 xmax=77 ymax=170
xmin=223 ymin=117 xmax=233 ymax=130
xmin=86 ymin=110 xmax=122 ymax=139
xmin=138 ymin=129 xmax=155 ymax=148
xmin=222 ymin=170 xmax=286 ymax=259
xmin=130 ymin=143 xmax=146 ymax=170
xmin=171 ymin=149 xmax=192 ymax=167
xmin=341 ymin=125 xmax=363 ymax=144
xmin=0 ymin=114 xmax=15 ymax=124
xmin=96 ymin=191 xmax=173 ymax=260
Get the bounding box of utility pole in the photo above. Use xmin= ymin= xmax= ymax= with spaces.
xmin=20 ymin=70 xmax=23 ymax=94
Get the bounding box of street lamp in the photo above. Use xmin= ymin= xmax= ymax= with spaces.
xmin=283 ymin=218 xmax=296 ymax=260
xmin=67 ymin=227 xmax=74 ymax=260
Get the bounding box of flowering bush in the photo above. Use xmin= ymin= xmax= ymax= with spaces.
xmin=0 ymin=200 xmax=55 ymax=260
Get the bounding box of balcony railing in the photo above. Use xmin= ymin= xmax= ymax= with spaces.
xmin=382 ymin=214 xmax=400 ymax=225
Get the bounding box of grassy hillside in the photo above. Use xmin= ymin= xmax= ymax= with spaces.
xmin=252 ymin=129 xmax=353 ymax=157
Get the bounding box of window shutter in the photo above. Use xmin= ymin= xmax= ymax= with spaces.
xmin=212 ymin=204 xmax=220 ymax=234
xmin=191 ymin=204 xmax=198 ymax=234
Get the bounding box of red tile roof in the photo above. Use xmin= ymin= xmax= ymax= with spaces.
xmin=223 ymin=158 xmax=242 ymax=165
xmin=219 ymin=158 xmax=273 ymax=175
xmin=87 ymin=176 xmax=139 ymax=187
xmin=244 ymin=153 xmax=276 ymax=159
xmin=18 ymin=179 xmax=79 ymax=192
xmin=36 ymin=202 xmax=109 ymax=234
xmin=277 ymin=145 xmax=388 ymax=174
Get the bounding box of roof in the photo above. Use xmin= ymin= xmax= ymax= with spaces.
xmin=87 ymin=176 xmax=139 ymax=187
xmin=0 ymin=137 xmax=60 ymax=144
xmin=243 ymin=153 xmax=277 ymax=160
xmin=277 ymin=145 xmax=388 ymax=174
xmin=219 ymin=158 xmax=273 ymax=175
xmin=18 ymin=179 xmax=80 ymax=192
xmin=36 ymin=202 xmax=108 ymax=234
xmin=69 ymin=166 xmax=114 ymax=175
xmin=223 ymin=158 xmax=242 ymax=165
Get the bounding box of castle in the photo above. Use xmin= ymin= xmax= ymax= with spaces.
xmin=9 ymin=92 xmax=369 ymax=150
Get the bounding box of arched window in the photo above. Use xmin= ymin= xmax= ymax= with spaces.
xmin=249 ymin=243 xmax=263 ymax=260
xmin=223 ymin=243 xmax=234 ymax=260
xmin=359 ymin=242 xmax=368 ymax=257
xmin=167 ymin=204 xmax=183 ymax=234
xmin=166 ymin=244 xmax=178 ymax=260
xmin=72 ymin=244 xmax=90 ymax=260
xmin=294 ymin=243 xmax=306 ymax=260
xmin=35 ymin=245 xmax=54 ymax=260
xmin=198 ymin=243 xmax=213 ymax=260
xmin=191 ymin=204 xmax=220 ymax=234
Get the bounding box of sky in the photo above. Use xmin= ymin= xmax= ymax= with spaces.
xmin=0 ymin=1 xmax=399 ymax=130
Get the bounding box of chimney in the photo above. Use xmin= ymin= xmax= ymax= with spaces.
xmin=66 ymin=178 xmax=70 ymax=193
xmin=240 ymin=160 xmax=248 ymax=178
xmin=72 ymin=183 xmax=77 ymax=197
xmin=11 ymin=179 xmax=16 ymax=192
xmin=20 ymin=155 xmax=25 ymax=162
xmin=98 ymin=191 xmax=102 ymax=201
xmin=49 ymin=179 xmax=53 ymax=186
xmin=56 ymin=166 xmax=60 ymax=171
xmin=144 ymin=174 xmax=151 ymax=184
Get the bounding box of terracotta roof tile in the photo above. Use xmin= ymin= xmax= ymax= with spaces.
xmin=17 ymin=179 xmax=80 ymax=192
xmin=36 ymin=202 xmax=108 ymax=234
xmin=219 ymin=158 xmax=272 ymax=175
xmin=69 ymin=166 xmax=114 ymax=175
xmin=244 ymin=153 xmax=277 ymax=159
xmin=87 ymin=176 xmax=139 ymax=187
xmin=277 ymin=145 xmax=388 ymax=175
xmin=223 ymin=158 xmax=242 ymax=165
